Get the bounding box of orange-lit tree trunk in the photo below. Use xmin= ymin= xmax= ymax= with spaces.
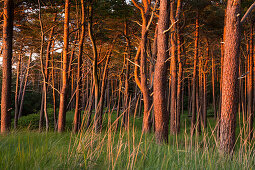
xmin=248 ymin=23 xmax=253 ymax=140
xmin=212 ymin=51 xmax=217 ymax=119
xmin=154 ymin=0 xmax=170 ymax=143
xmin=73 ymin=0 xmax=85 ymax=133
xmin=132 ymin=0 xmax=152 ymax=133
xmin=176 ymin=0 xmax=182 ymax=133
xmin=1 ymin=0 xmax=14 ymax=133
xmin=191 ymin=11 xmax=199 ymax=136
xmin=202 ymin=39 xmax=209 ymax=129
xmin=58 ymin=0 xmax=70 ymax=132
xmin=220 ymin=0 xmax=240 ymax=154
xmin=170 ymin=0 xmax=182 ymax=134
xmin=170 ymin=1 xmax=177 ymax=134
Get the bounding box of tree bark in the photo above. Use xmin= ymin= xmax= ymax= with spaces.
xmin=154 ymin=0 xmax=170 ymax=143
xmin=1 ymin=0 xmax=14 ymax=133
xmin=220 ymin=0 xmax=240 ymax=154
xmin=58 ymin=0 xmax=70 ymax=132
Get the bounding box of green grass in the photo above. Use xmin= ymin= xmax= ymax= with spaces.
xmin=0 ymin=131 xmax=80 ymax=169
xmin=1 ymin=109 xmax=255 ymax=169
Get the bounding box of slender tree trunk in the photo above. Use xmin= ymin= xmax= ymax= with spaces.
xmin=132 ymin=0 xmax=152 ymax=133
xmin=50 ymin=41 xmax=57 ymax=130
xmin=58 ymin=0 xmax=70 ymax=132
xmin=202 ymin=39 xmax=209 ymax=129
xmin=170 ymin=0 xmax=182 ymax=134
xmin=123 ymin=20 xmax=131 ymax=130
xmin=18 ymin=53 xmax=32 ymax=119
xmin=38 ymin=0 xmax=51 ymax=132
xmin=73 ymin=0 xmax=85 ymax=133
xmin=220 ymin=0 xmax=240 ymax=154
xmin=86 ymin=82 xmax=95 ymax=129
xmin=116 ymin=78 xmax=122 ymax=130
xmin=248 ymin=23 xmax=254 ymax=140
xmin=39 ymin=13 xmax=57 ymax=128
xmin=87 ymin=0 xmax=100 ymax=133
xmin=212 ymin=52 xmax=217 ymax=119
xmin=1 ymin=0 xmax=14 ymax=133
xmin=191 ymin=11 xmax=199 ymax=136
xmin=140 ymin=15 xmax=152 ymax=133
xmin=154 ymin=0 xmax=170 ymax=143
xmin=14 ymin=54 xmax=21 ymax=129
xmin=95 ymin=50 xmax=111 ymax=132
xmin=175 ymin=0 xmax=182 ymax=133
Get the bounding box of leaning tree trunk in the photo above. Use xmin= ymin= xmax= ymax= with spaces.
xmin=58 ymin=0 xmax=70 ymax=132
xmin=95 ymin=51 xmax=111 ymax=132
xmin=18 ymin=54 xmax=32 ymax=119
xmin=154 ymin=0 xmax=170 ymax=144
xmin=1 ymin=0 xmax=14 ymax=133
xmin=220 ymin=0 xmax=240 ymax=154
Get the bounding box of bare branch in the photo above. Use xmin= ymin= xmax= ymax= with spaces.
xmin=163 ymin=20 xmax=178 ymax=34
xmin=241 ymin=2 xmax=255 ymax=24
xmin=131 ymin=0 xmax=144 ymax=12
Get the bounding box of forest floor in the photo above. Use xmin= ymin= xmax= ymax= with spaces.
xmin=0 ymin=109 xmax=255 ymax=169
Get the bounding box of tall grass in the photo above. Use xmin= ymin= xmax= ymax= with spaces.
xmin=73 ymin=108 xmax=255 ymax=170
xmin=1 ymin=109 xmax=255 ymax=169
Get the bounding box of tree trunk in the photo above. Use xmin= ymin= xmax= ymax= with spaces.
xmin=132 ymin=0 xmax=152 ymax=133
xmin=94 ymin=50 xmax=111 ymax=132
xmin=1 ymin=0 xmax=14 ymax=133
xmin=191 ymin=11 xmax=199 ymax=136
xmin=73 ymin=0 xmax=85 ymax=133
xmin=14 ymin=54 xmax=21 ymax=129
xmin=248 ymin=23 xmax=254 ymax=140
xmin=123 ymin=20 xmax=131 ymax=130
xmin=87 ymin=0 xmax=100 ymax=133
xmin=212 ymin=51 xmax=217 ymax=119
xmin=18 ymin=53 xmax=32 ymax=119
xmin=220 ymin=0 xmax=240 ymax=154
xmin=140 ymin=15 xmax=152 ymax=133
xmin=58 ymin=0 xmax=70 ymax=132
xmin=154 ymin=0 xmax=170 ymax=143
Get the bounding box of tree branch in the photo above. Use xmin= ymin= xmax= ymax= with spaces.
xmin=241 ymin=2 xmax=255 ymax=24
xmin=131 ymin=0 xmax=144 ymax=12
